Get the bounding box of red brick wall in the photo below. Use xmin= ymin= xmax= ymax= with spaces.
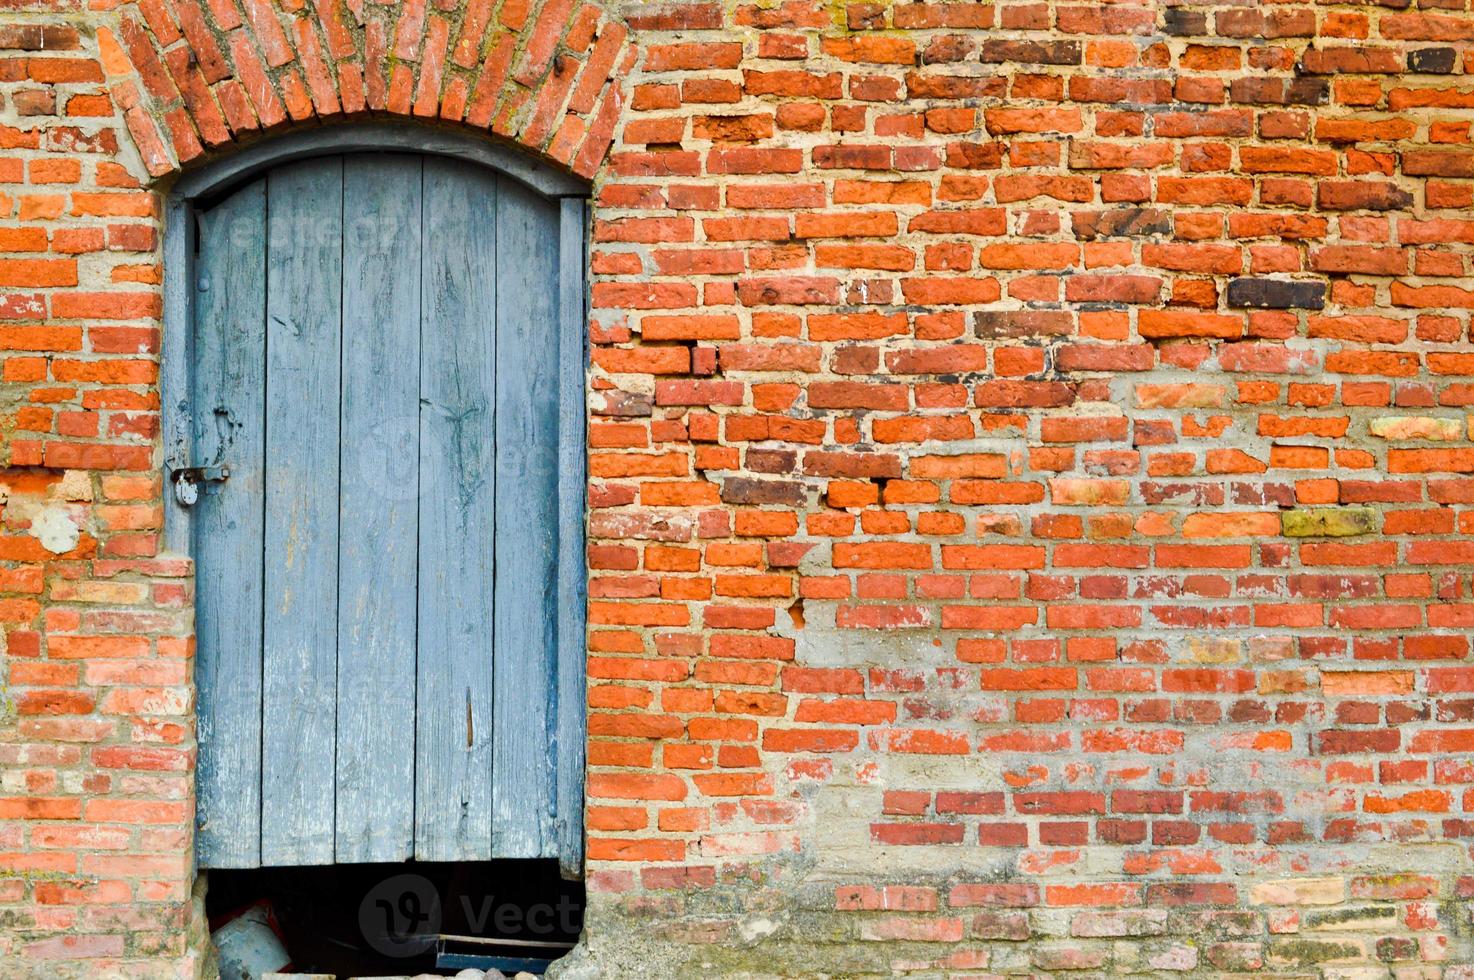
xmin=0 ymin=15 xmax=202 ymax=970
xmin=583 ymin=0 xmax=1474 ymax=972
xmin=2 ymin=0 xmax=1474 ymax=973
xmin=0 ymin=0 xmax=633 ymax=973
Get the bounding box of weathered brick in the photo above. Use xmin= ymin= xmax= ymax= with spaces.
xmin=1281 ymin=507 xmax=1379 ymax=537
xmin=1226 ymin=278 xmax=1327 ymax=310
xmin=1408 ymin=47 xmax=1458 ymax=73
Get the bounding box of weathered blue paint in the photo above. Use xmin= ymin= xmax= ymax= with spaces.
xmin=555 ymin=197 xmax=589 ymax=878
xmin=180 ymin=132 xmax=587 ymax=874
xmin=261 ymin=158 xmax=344 ymax=866
xmin=335 ymin=155 xmax=423 ymax=864
xmin=192 ymin=179 xmax=268 ymax=869
xmin=493 ymin=176 xmax=562 ymax=860
xmin=416 ymin=155 xmax=499 ymax=861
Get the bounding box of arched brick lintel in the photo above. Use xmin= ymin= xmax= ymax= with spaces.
xmin=98 ymin=0 xmax=635 ymax=182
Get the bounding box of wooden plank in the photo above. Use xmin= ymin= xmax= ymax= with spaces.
xmin=160 ymin=197 xmax=194 ymax=555
xmin=335 ymin=154 xmax=423 ymax=863
xmin=492 ymin=176 xmax=562 ymax=859
xmin=415 ymin=156 xmax=499 ymax=861
xmin=554 ymin=197 xmax=588 ymax=878
xmin=192 ymin=179 xmax=268 ymax=869
xmin=259 ymin=158 xmax=344 ymax=866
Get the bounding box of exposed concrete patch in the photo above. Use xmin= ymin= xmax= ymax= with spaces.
xmin=1 ymin=468 xmax=92 ymax=554
xmin=25 ymin=504 xmax=80 ymax=554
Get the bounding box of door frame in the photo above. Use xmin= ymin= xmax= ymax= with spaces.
xmin=161 ymin=123 xmax=592 ymax=877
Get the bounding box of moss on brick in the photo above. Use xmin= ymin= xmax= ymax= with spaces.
xmin=1303 ymin=903 xmax=1397 ymax=929
xmin=1281 ymin=506 xmax=1379 ymax=537
xmin=1266 ymin=937 xmax=1364 ymax=967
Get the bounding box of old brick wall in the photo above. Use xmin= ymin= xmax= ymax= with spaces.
xmin=0 ymin=16 xmax=201 ymax=975
xmin=0 ymin=0 xmax=1471 ymax=974
xmin=0 ymin=0 xmax=631 ymax=975
xmin=579 ymin=0 xmax=1474 ymax=974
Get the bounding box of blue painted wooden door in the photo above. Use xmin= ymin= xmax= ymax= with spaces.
xmin=189 ymin=153 xmax=585 ymax=871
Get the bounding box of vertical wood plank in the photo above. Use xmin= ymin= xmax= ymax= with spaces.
xmin=192 ymin=179 xmax=268 ymax=869
xmin=335 ymin=155 xmax=423 ymax=863
xmin=161 ymin=198 xmax=194 ymax=556
xmin=259 ymin=158 xmax=344 ymax=866
xmin=416 ymin=157 xmax=498 ymax=861
xmin=555 ymin=197 xmax=588 ymax=878
xmin=492 ymin=177 xmax=562 ymax=859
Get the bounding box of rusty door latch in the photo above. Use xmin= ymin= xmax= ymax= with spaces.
xmin=171 ymin=465 xmax=230 ymax=507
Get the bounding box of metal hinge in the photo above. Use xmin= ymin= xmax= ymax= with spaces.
xmin=171 ymin=465 xmax=229 ymax=507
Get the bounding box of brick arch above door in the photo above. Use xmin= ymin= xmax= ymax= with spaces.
xmin=97 ymin=0 xmax=635 ymax=180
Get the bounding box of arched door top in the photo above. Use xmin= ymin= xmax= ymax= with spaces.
xmin=171 ymin=123 xmax=590 ymax=203
xmin=161 ymin=127 xmax=590 ymax=554
xmin=102 ymin=0 xmax=633 ymax=181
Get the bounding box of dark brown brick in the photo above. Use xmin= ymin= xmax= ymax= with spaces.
xmin=1408 ymin=47 xmax=1458 ymax=73
xmin=980 ymin=39 xmax=1081 ymax=65
xmin=1072 ymin=207 xmax=1173 ymax=241
xmin=720 ymin=477 xmax=807 ymax=506
xmin=1226 ymin=278 xmax=1327 ymax=310
xmin=1162 ymin=8 xmax=1206 ymax=35
xmin=974 ymin=310 xmax=1073 ymax=338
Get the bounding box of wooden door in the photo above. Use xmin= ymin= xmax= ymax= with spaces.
xmin=187 ymin=152 xmax=586 ymax=872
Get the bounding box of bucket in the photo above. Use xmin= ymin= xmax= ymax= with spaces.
xmin=212 ymin=899 xmax=292 ymax=980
